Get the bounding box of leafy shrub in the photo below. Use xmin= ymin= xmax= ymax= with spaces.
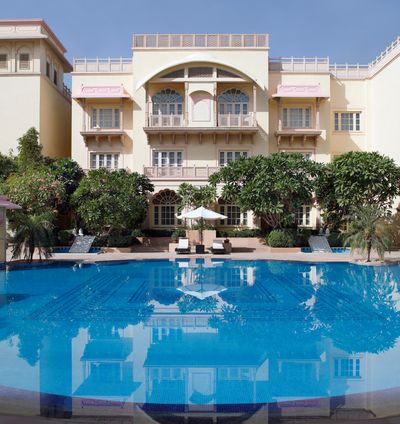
xmin=93 ymin=235 xmax=108 ymax=247
xmin=328 ymin=231 xmax=344 ymax=247
xmin=131 ymin=229 xmax=144 ymax=238
xmin=171 ymin=228 xmax=186 ymax=241
xmin=217 ymin=228 xmax=264 ymax=238
xmin=107 ymin=234 xmax=134 ymax=247
xmin=57 ymin=229 xmax=74 ymax=246
xmin=143 ymin=229 xmax=174 ymax=237
xmin=267 ymin=229 xmax=295 ymax=248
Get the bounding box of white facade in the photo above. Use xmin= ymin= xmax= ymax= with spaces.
xmin=70 ymin=33 xmax=400 ymax=230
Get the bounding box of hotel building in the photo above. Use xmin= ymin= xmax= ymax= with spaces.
xmin=0 ymin=19 xmax=72 ymax=158
xmin=68 ymin=33 xmax=400 ymax=230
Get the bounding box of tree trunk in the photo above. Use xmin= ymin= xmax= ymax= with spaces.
xmin=367 ymin=239 xmax=372 ymax=262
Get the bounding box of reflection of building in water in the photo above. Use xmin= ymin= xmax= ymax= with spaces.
xmin=72 ymin=325 xmax=140 ymax=415
xmin=143 ymin=332 xmax=268 ymax=417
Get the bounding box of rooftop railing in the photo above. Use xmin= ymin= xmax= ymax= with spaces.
xmin=133 ymin=34 xmax=269 ymax=49
xmin=270 ymin=57 xmax=370 ymax=79
xmin=73 ymin=58 xmax=132 ymax=73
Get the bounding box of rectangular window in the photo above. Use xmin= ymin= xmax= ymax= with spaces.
xmin=334 ymin=358 xmax=361 ymax=378
xmin=90 ymin=153 xmax=120 ymax=169
xmin=152 ymin=151 xmax=183 ymax=167
xmin=220 ymin=205 xmax=246 ymax=226
xmin=282 ymin=107 xmax=311 ymax=128
xmin=295 ymin=205 xmax=311 ymax=226
xmin=53 ymin=69 xmax=58 ymax=85
xmin=46 ymin=61 xmax=50 ymax=77
xmin=19 ymin=53 xmax=30 ymax=70
xmin=334 ymin=112 xmax=361 ymax=131
xmin=161 ymin=205 xmax=175 ymax=226
xmin=0 ymin=54 xmax=8 ymax=70
xmin=91 ymin=108 xmax=121 ymax=129
xmin=219 ymin=151 xmax=248 ymax=166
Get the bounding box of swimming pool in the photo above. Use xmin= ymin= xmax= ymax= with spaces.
xmin=0 ymin=259 xmax=399 ymax=421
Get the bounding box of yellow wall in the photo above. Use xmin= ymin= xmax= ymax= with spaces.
xmin=40 ymin=76 xmax=71 ymax=157
xmin=0 ymin=75 xmax=41 ymax=154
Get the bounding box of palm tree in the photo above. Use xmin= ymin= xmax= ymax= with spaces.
xmin=10 ymin=213 xmax=54 ymax=262
xmin=344 ymin=206 xmax=392 ymax=262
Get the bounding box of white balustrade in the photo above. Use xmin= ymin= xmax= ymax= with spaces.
xmin=144 ymin=166 xmax=221 ymax=179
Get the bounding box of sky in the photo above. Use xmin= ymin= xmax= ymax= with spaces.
xmin=2 ymin=0 xmax=400 ymax=65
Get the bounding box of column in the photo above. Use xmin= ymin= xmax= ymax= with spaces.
xmin=316 ymin=98 xmax=320 ymax=130
xmin=145 ymin=84 xmax=149 ymax=126
xmin=213 ymin=81 xmax=217 ymax=126
xmin=277 ymin=98 xmax=282 ymax=131
xmin=184 ymin=82 xmax=189 ymax=126
xmin=253 ymin=84 xmax=257 ymax=124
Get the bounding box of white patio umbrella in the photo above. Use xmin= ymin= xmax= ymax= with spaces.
xmin=176 ymin=206 xmax=227 ymax=244
xmin=177 ymin=283 xmax=227 ymax=300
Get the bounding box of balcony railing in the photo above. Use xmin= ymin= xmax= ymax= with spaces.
xmin=149 ymin=114 xmax=184 ymax=127
xmin=218 ymin=113 xmax=255 ymax=127
xmin=73 ymin=58 xmax=132 ymax=73
xmin=144 ymin=166 xmax=221 ymax=180
xmin=147 ymin=113 xmax=256 ymax=128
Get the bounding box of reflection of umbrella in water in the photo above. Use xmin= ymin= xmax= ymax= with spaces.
xmin=177 ymin=283 xmax=227 ymax=300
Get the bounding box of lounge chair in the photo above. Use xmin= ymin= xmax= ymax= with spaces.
xmin=211 ymin=239 xmax=226 ymax=254
xmin=175 ymin=238 xmax=191 ymax=254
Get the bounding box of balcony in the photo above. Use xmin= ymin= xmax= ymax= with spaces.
xmin=80 ymin=128 xmax=125 ymax=144
xmin=144 ymin=166 xmax=221 ymax=180
xmin=144 ymin=113 xmax=257 ymax=139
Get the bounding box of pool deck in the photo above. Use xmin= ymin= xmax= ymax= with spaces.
xmin=7 ymin=248 xmax=400 ymax=265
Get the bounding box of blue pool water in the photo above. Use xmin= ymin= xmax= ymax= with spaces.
xmin=301 ymin=247 xmax=350 ymax=253
xmin=0 ymin=259 xmax=400 ymax=420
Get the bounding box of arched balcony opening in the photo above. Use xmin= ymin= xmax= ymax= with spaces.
xmin=152 ymin=189 xmax=182 ymax=228
xmin=150 ymin=89 xmax=184 ymax=127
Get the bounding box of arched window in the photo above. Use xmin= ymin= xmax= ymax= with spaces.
xmin=218 ymin=88 xmax=249 ymax=115
xmin=152 ymin=89 xmax=183 ymax=115
xmin=152 ymin=189 xmax=181 ymax=227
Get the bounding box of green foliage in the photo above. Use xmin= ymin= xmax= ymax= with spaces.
xmin=177 ymin=183 xmax=217 ymax=209
xmin=171 ymin=228 xmax=187 ymax=241
xmin=267 ymin=229 xmax=295 ymax=248
xmin=49 ymin=158 xmax=84 ymax=198
xmin=0 ymin=153 xmax=17 ymax=182
xmin=316 ymin=152 xmax=400 ymax=228
xmin=210 ymin=153 xmax=322 ymax=229
xmin=4 ymin=168 xmax=65 ymax=215
xmin=71 ymin=169 xmax=154 ymax=234
xmin=344 ymin=206 xmax=392 ymax=262
xmin=217 ymin=228 xmax=264 ymax=238
xmin=57 ymin=229 xmax=74 ymax=246
xmin=17 ymin=127 xmax=44 ymax=169
xmin=107 ymin=233 xmax=134 ymax=247
xmin=328 ymin=232 xmax=345 ymax=247
xmin=143 ymin=229 xmax=174 ymax=237
xmin=10 ymin=212 xmax=55 ymax=262
xmin=131 ymin=229 xmax=144 ymax=238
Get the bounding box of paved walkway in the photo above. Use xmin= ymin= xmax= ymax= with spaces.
xmin=6 ymin=248 xmax=400 ymax=265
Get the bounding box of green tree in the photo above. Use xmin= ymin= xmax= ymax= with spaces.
xmin=17 ymin=127 xmax=44 ymax=169
xmin=0 ymin=152 xmax=17 ymax=182
xmin=4 ymin=168 xmax=64 ymax=215
xmin=71 ymin=169 xmax=154 ymax=234
xmin=209 ymin=153 xmax=322 ymax=229
xmin=315 ymin=152 xmax=400 ymax=228
xmin=344 ymin=206 xmax=392 ymax=262
xmin=10 ymin=212 xmax=55 ymax=262
xmin=177 ymin=183 xmax=217 ymax=210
